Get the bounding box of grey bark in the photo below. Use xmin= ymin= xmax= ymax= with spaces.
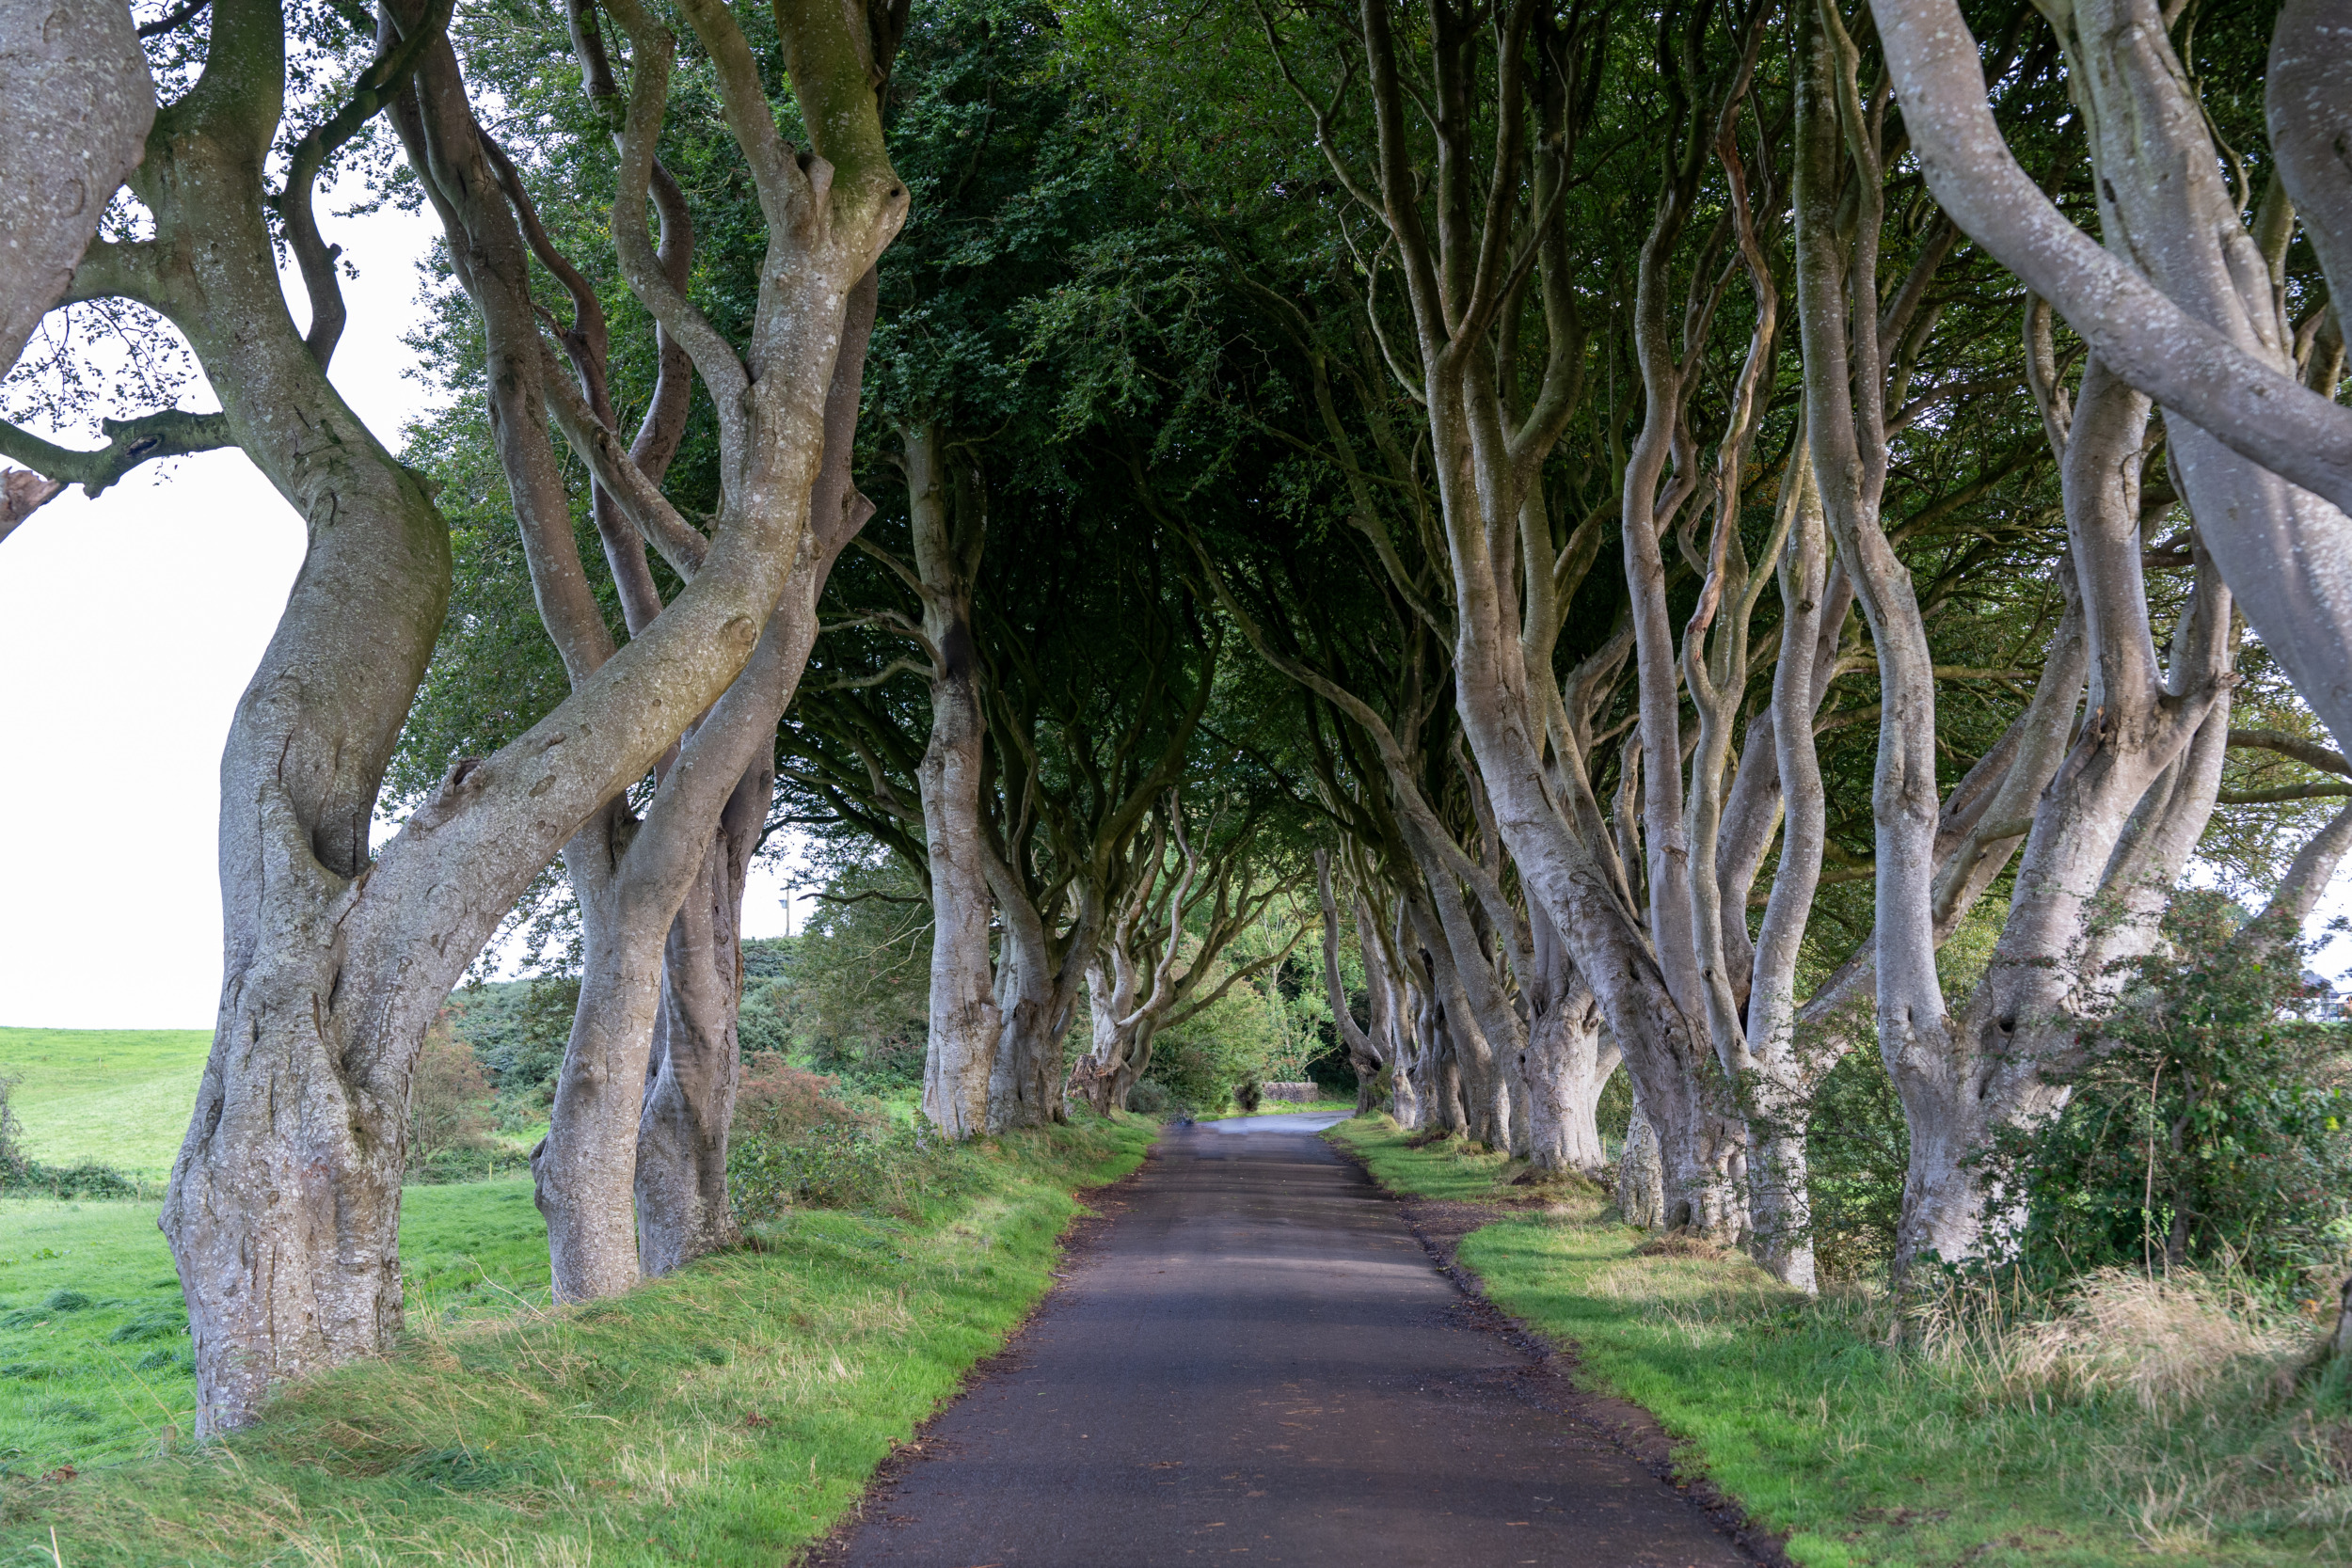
xmin=1337 ymin=0 xmax=1742 ymax=1235
xmin=1315 ymin=851 xmax=1387 ymax=1111
xmin=1867 ymin=0 xmax=2352 ymax=750
xmin=908 ymin=422 xmax=1001 ymax=1139
xmin=0 ymin=0 xmax=152 ymax=377
xmin=1795 ymin=4 xmax=1966 ymax=1288
xmin=1911 ymin=363 xmax=2233 ymax=1268
xmin=390 ymin=0 xmax=886 ymax=1297
xmin=1617 ymin=1101 xmax=1666 ymax=1229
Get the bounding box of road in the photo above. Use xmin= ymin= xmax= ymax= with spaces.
xmin=828 ymin=1113 xmax=1759 ymax=1567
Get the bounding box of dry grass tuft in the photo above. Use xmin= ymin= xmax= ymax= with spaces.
xmin=1631 ymin=1228 xmax=1731 ymax=1261
xmin=1918 ymin=1267 xmax=2301 ymax=1417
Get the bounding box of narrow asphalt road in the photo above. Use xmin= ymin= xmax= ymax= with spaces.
xmin=828 ymin=1114 xmax=1757 ymax=1567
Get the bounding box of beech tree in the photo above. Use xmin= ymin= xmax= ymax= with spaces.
xmin=381 ymin=0 xmax=904 ymax=1300
xmin=0 ymin=0 xmax=904 ymax=1430
xmin=1865 ymin=0 xmax=2352 ymax=751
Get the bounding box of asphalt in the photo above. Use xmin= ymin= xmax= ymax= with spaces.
xmin=827 ymin=1113 xmax=1759 ymax=1568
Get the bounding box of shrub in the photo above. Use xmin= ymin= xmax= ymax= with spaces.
xmin=1997 ymin=891 xmax=2352 ymax=1293
xmin=0 ymin=1162 xmax=143 ymax=1200
xmin=1234 ymin=1079 xmax=1263 ymax=1113
xmin=727 ymin=1056 xmax=974 ymax=1222
xmin=1125 ymin=1078 xmax=1170 ymax=1115
xmin=734 ymin=1053 xmax=852 ymax=1140
xmin=408 ymin=1018 xmax=497 ymax=1172
xmin=440 ymin=975 xmax=579 ymax=1106
xmin=1806 ymin=1048 xmax=1912 ymax=1283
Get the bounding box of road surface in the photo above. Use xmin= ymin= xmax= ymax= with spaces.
xmin=827 ymin=1113 xmax=1759 ymax=1567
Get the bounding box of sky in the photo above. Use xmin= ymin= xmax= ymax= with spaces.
xmin=0 ymin=182 xmax=803 ymax=1032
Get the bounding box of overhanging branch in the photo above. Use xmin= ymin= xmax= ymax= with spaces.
xmin=0 ymin=409 xmax=233 ymax=498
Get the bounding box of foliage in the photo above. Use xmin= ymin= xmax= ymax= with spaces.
xmin=1996 ymin=892 xmax=2352 ymax=1294
xmin=1333 ymin=1117 xmax=2349 ymax=1565
xmin=1233 ymin=1079 xmax=1263 ymax=1114
xmin=2 ymin=1124 xmax=1154 ymax=1562
xmin=729 ymin=1056 xmax=975 ymax=1222
xmin=1806 ymin=1051 xmax=1913 ymax=1285
xmin=405 ymin=1020 xmax=497 ymax=1174
xmin=764 ymin=857 xmax=932 ymax=1093
xmin=440 ymin=976 xmax=581 ymax=1112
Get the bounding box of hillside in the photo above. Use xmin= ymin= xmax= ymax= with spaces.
xmin=0 ymin=1029 xmax=211 ymax=1177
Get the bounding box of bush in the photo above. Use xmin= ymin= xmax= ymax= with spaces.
xmin=1234 ymin=1079 xmax=1263 ymax=1113
xmin=408 ymin=1019 xmax=497 ymax=1173
xmin=1997 ymin=891 xmax=2352 ymax=1294
xmin=441 ymin=974 xmax=579 ymax=1107
xmin=0 ymin=1161 xmax=145 ymax=1200
xmin=1124 ymin=1078 xmax=1170 ymax=1115
xmin=727 ymin=1054 xmax=975 ymax=1222
xmin=1806 ymin=1048 xmax=1912 ymax=1283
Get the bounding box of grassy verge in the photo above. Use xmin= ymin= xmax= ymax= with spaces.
xmin=1328 ymin=1115 xmax=2348 ymax=1568
xmin=1 ymin=1115 xmax=1155 ymax=1565
xmin=0 ymin=1032 xmax=211 ymax=1178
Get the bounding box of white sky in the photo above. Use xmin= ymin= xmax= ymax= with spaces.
xmin=0 ymin=182 xmax=802 ymax=1031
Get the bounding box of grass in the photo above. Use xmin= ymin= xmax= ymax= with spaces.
xmin=0 ymin=1114 xmax=1156 ymax=1565
xmin=1328 ymin=1115 xmax=2351 ymax=1567
xmin=0 ymin=1032 xmax=211 ymax=1178
xmin=0 ymin=1182 xmax=555 ymax=1476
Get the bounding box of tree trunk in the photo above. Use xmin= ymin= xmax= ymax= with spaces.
xmin=139 ymin=0 xmax=903 ymax=1430
xmin=150 ymin=8 xmax=457 ymax=1432
xmin=1517 ymin=990 xmax=1614 ymax=1176
xmin=633 ymin=763 xmax=764 ymax=1276
xmin=1314 ymin=853 xmax=1387 ymax=1114
xmin=1617 ymin=1101 xmax=1666 ymax=1229
xmin=0 ymin=0 xmax=152 ymax=375
xmin=906 ymin=422 xmax=1002 ymax=1138
xmin=985 ymin=891 xmax=1086 ymax=1131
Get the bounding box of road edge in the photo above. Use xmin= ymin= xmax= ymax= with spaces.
xmin=1318 ymin=1125 xmax=1797 ymax=1568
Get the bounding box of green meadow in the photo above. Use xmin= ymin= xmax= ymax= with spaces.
xmin=0 ymin=1031 xmax=211 ymax=1178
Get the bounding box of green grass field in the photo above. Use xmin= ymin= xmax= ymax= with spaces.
xmin=0 ymin=1031 xmax=211 ymax=1178
xmin=1328 ymin=1117 xmax=2348 ymax=1567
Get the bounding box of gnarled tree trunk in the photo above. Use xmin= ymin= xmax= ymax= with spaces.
xmin=908 ymin=422 xmax=1002 ymax=1138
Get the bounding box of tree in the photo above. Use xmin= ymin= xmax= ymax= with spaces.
xmin=0 ymin=0 xmax=904 ymax=1431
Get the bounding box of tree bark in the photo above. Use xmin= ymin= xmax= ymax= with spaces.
xmin=908 ymin=423 xmax=1002 ymax=1138
xmin=0 ymin=0 xmax=152 ymax=377
xmin=1314 ymin=851 xmax=1387 ymax=1110
xmin=1867 ymin=0 xmax=2352 ymax=750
